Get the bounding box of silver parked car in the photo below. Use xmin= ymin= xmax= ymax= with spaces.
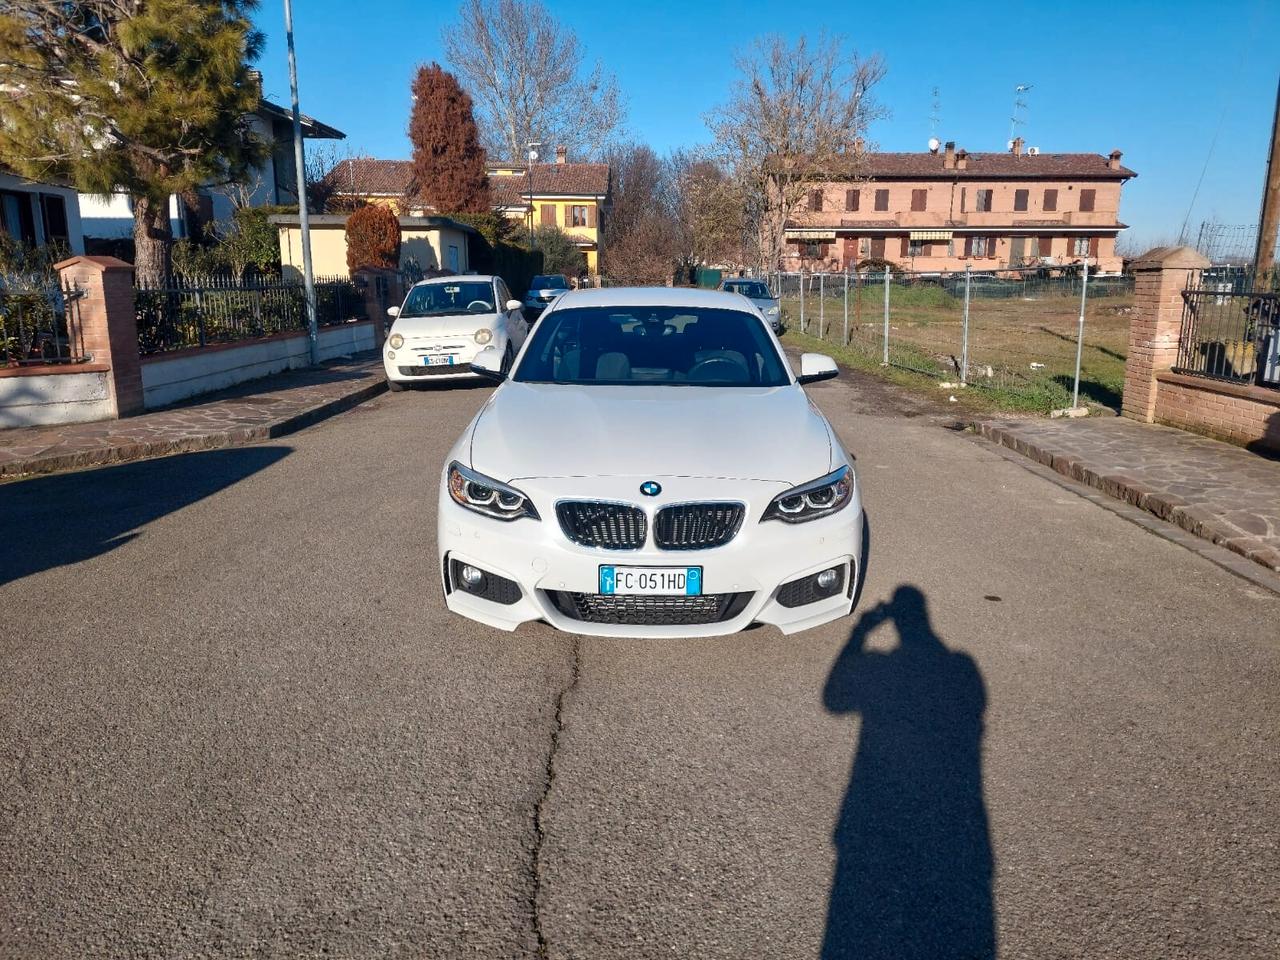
xmin=719 ymin=278 xmax=782 ymax=332
xmin=524 ymin=274 xmax=570 ymax=315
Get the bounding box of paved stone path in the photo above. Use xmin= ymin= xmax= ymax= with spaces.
xmin=0 ymin=354 xmax=385 ymax=479
xmin=976 ymin=416 xmax=1280 ymax=573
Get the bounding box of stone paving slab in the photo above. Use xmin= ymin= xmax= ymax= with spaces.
xmin=974 ymin=416 xmax=1280 ymax=573
xmin=0 ymin=354 xmax=386 ymax=480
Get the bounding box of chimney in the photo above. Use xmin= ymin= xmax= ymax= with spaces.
xmin=956 ymin=148 xmax=968 ymax=171
xmin=1011 ymin=136 xmax=1024 ymax=156
xmin=555 ymin=145 xmax=567 ymax=164
xmin=1107 ymin=149 xmax=1123 ymax=171
xmin=943 ymin=141 xmax=956 ymax=170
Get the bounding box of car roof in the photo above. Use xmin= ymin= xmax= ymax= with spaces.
xmin=412 ymin=274 xmax=497 ymax=287
xmin=550 ymin=286 xmax=759 ymax=310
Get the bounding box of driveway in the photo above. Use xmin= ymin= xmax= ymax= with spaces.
xmin=1 ymin=370 xmax=1276 ymax=959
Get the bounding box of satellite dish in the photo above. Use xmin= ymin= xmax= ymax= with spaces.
xmin=928 ymin=137 xmax=940 ymax=152
xmin=1007 ymin=139 xmax=1015 ymax=150
xmin=1027 ymin=146 xmax=1040 ymax=156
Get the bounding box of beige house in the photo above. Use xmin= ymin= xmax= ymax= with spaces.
xmin=271 ymin=214 xmax=476 ymax=279
xmin=784 ymin=139 xmax=1136 ymax=274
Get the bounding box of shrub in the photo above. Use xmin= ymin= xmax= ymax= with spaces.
xmin=532 ymin=224 xmax=587 ymax=278
xmin=346 ymin=204 xmax=401 ymax=272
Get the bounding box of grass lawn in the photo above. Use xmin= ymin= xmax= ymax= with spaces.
xmin=780 ymin=284 xmax=1132 ymax=415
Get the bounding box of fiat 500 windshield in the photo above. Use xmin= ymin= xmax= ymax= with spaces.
xmin=513 ymin=306 xmax=790 ymax=386
xmin=400 ymin=282 xmax=495 ymax=318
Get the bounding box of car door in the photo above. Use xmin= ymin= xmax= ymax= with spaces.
xmin=498 ymin=279 xmax=528 ymax=349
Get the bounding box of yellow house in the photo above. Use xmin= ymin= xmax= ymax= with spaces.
xmin=487 ymin=149 xmax=611 ymax=275
xmin=270 ymin=213 xmax=477 ymax=279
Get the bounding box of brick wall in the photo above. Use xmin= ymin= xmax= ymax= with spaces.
xmin=1154 ymin=373 xmax=1280 ymax=453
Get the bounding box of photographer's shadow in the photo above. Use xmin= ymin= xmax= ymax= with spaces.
xmin=821 ymin=585 xmax=995 ymax=959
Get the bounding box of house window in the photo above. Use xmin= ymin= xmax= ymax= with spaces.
xmin=966 ymin=236 xmax=990 ymax=257
xmin=1043 ymin=189 xmax=1058 ymax=212
xmin=541 ymin=204 xmax=556 ymax=226
xmin=859 ymin=238 xmax=870 ymax=256
xmin=845 ymin=189 xmax=859 ymax=211
xmin=908 ymin=238 xmax=927 ymax=257
xmin=1072 ymin=237 xmax=1090 ymax=256
xmin=910 ymin=189 xmax=927 ymax=212
xmin=1079 ymin=189 xmax=1096 ymax=212
xmin=869 ymin=236 xmax=886 ymax=259
xmin=975 ymin=189 xmax=993 ymax=212
xmin=874 ymin=189 xmax=889 ymax=212
xmin=1014 ymin=189 xmax=1028 ymax=212
xmin=1038 ymin=236 xmax=1053 ymax=257
xmin=810 ymin=189 xmax=824 ymax=212
xmin=570 ymin=205 xmax=589 ymax=227
xmin=801 ymin=240 xmax=824 ymax=259
xmin=0 ymin=190 xmax=36 ymax=245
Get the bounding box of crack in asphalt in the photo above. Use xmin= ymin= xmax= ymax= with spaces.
xmin=530 ymin=636 xmax=582 ymax=959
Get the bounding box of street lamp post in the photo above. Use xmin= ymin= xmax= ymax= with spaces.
xmin=526 ymin=142 xmax=540 ymax=248
xmin=283 ymin=0 xmax=318 ymax=364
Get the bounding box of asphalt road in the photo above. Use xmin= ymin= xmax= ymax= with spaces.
xmin=1 ymin=369 xmax=1277 ymax=959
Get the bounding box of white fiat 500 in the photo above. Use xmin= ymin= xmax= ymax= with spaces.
xmin=383 ymin=275 xmax=528 ymax=390
xmin=437 ymin=287 xmax=864 ymax=638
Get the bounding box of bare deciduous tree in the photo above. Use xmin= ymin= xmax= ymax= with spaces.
xmin=443 ymin=0 xmax=624 ymax=162
xmin=707 ymin=34 xmax=886 ymax=271
xmin=669 ymin=151 xmax=747 ymax=270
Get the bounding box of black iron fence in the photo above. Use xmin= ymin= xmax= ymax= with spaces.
xmin=135 ymin=274 xmax=366 ymax=355
xmin=0 ymin=276 xmax=86 ymax=367
xmin=1175 ymin=282 xmax=1280 ymax=387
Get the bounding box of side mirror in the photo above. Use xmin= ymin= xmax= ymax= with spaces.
xmin=797 ymin=352 xmax=839 ymax=385
xmin=506 ymin=299 xmax=522 ymax=313
xmin=386 ymin=305 xmax=400 ymax=318
xmin=470 ymin=345 xmax=506 ymax=382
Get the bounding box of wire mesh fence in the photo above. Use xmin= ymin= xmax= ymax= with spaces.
xmin=771 ymin=266 xmax=1136 ymax=411
xmin=134 ymin=274 xmax=366 ymax=355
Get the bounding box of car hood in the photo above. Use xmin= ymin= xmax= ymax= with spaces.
xmin=392 ymin=313 xmax=498 ymax=338
xmin=750 ymin=297 xmax=778 ymax=311
xmin=468 ymin=382 xmax=835 ymax=484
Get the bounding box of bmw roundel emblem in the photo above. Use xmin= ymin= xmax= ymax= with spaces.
xmin=640 ymin=481 xmax=662 ymax=497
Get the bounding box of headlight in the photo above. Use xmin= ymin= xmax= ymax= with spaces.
xmin=768 ymin=305 xmax=780 ymax=315
xmin=447 ymin=461 xmax=539 ymax=522
xmin=761 ymin=465 xmax=854 ymax=524
xmin=474 ymin=328 xmax=493 ymax=345
xmin=389 ymin=333 xmax=404 ymax=349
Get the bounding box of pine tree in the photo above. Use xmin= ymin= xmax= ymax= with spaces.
xmin=408 ymin=64 xmax=491 ymax=214
xmin=0 ymin=1 xmax=268 ymax=285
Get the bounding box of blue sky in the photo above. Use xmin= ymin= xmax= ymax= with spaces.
xmin=255 ymin=0 xmax=1279 ymax=249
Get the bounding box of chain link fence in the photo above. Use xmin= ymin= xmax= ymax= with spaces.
xmin=771 ymin=266 xmax=1135 ymax=411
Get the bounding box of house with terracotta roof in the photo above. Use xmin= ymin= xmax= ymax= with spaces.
xmin=323 ymin=146 xmax=612 ymax=275
xmin=783 ymin=138 xmax=1136 ymax=274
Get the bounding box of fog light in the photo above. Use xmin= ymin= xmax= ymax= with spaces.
xmin=460 ymin=564 xmax=485 ymax=588
xmin=816 ymin=568 xmax=840 ymax=591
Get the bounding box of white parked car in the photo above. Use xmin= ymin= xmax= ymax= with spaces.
xmin=523 ymin=274 xmax=570 ymax=314
xmin=383 ymin=275 xmax=528 ymax=390
xmin=436 ymin=286 xmax=864 ymax=638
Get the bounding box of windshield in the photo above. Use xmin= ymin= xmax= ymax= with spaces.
xmin=400 ymin=281 xmax=495 ymax=318
xmin=531 ymin=275 xmax=569 ymax=290
xmin=513 ymin=306 xmax=790 ymax=387
xmin=724 ymin=281 xmax=771 ymax=300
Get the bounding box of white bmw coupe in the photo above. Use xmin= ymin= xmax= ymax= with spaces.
xmin=437 ymin=286 xmax=864 ymax=638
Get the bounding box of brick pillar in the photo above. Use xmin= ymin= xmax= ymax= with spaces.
xmin=1121 ymin=245 xmax=1210 ymax=422
xmin=55 ymin=255 xmax=144 ymax=418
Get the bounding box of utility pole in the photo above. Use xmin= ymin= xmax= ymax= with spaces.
xmin=284 ymin=0 xmax=318 ymax=364
xmin=1253 ymin=75 xmax=1280 ymax=289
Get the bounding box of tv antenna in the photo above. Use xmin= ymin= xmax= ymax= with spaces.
xmin=929 ymin=86 xmax=941 ymax=139
xmin=1010 ymin=83 xmax=1032 ymax=144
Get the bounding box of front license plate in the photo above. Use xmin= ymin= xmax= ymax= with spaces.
xmin=599 ymin=566 xmax=702 ymax=596
xmin=421 ymin=355 xmax=455 ymax=367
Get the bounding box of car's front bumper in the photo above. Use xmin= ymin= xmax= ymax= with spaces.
xmin=383 ymin=345 xmax=483 ymax=382
xmin=437 ymin=474 xmax=863 ymax=638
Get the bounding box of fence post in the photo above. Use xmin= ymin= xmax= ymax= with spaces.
xmin=54 ymin=255 xmax=144 ymax=418
xmin=819 ymin=273 xmax=825 ymax=340
xmin=800 ymin=270 xmax=806 ymax=333
xmin=961 ymin=265 xmax=972 ymax=385
xmin=1070 ymin=257 xmax=1090 ymax=409
xmin=1121 ymin=245 xmax=1209 ymax=422
xmin=843 ymin=270 xmax=849 ymax=346
xmin=881 ymin=267 xmax=891 ymax=365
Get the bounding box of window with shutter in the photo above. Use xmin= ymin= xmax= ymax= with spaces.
xmin=1043 ymin=189 xmax=1058 ymax=212
xmin=870 ymin=237 xmax=885 ymax=258
xmin=874 ymin=189 xmax=889 ymax=211
xmin=846 ymin=189 xmax=859 ymax=211
xmin=586 ymin=205 xmax=596 ymax=228
xmin=1038 ymin=236 xmax=1053 ymax=256
xmin=963 ymin=237 xmax=973 ymax=257
xmin=1089 ymin=236 xmax=1100 ymax=258
xmin=900 ymin=236 xmax=910 ymax=257
xmin=960 ymin=188 xmax=967 ymax=212
xmin=976 ymin=189 xmax=993 ymax=212
xmin=910 ymin=189 xmax=927 ymax=212
xmin=810 ymin=189 xmax=823 ymax=212
xmin=541 ymin=204 xmax=555 ymax=226
xmin=1079 ymin=189 xmax=1095 ymax=212
xmin=1014 ymin=189 xmax=1028 ymax=212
